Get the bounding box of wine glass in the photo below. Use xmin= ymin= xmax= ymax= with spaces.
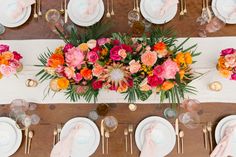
xmin=128 ymin=10 xmax=140 ymax=27
xmin=45 ymin=9 xmax=64 ymax=34
xmin=103 ymin=116 xmax=118 ymax=132
xmin=178 ymin=112 xmax=200 ymax=129
xmin=96 ymin=104 xmax=109 ymax=116
xmin=181 ymin=99 xmax=202 ymax=115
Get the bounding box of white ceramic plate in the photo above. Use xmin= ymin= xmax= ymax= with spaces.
xmin=0 ymin=117 xmax=22 ymax=157
xmin=135 ymin=116 xmax=176 ymax=157
xmin=0 ymin=0 xmax=31 ymax=28
xmin=212 ymin=0 xmax=236 ymax=24
xmin=68 ymin=0 xmax=104 ymax=27
xmin=140 ymin=0 xmax=177 ymax=24
xmin=60 ymin=117 xmax=100 ymax=157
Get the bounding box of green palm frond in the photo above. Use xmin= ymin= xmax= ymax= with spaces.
xmin=65 ymin=85 xmax=81 ymax=102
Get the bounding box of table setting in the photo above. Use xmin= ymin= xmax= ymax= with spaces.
xmin=1 ymin=0 xmax=236 ymax=157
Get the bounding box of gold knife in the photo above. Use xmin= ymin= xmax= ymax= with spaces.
xmin=175 ymin=118 xmax=180 ymax=154
xmin=64 ymin=0 xmax=68 ymax=23
xmin=100 ymin=119 xmax=105 ymax=154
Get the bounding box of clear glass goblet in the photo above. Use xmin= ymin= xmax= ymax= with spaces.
xmin=179 ymin=112 xmax=200 ymax=129
xmin=103 ymin=116 xmax=118 ymax=132
xmin=45 ymin=9 xmax=64 ymax=34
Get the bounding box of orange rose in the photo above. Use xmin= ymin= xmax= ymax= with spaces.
xmin=117 ymin=82 xmax=128 ymax=93
xmin=176 ymin=52 xmax=185 ymax=64
xmin=57 ymin=77 xmax=69 ymax=90
xmin=78 ymin=43 xmax=89 ymax=52
xmin=47 ymin=54 xmax=65 ymax=68
xmin=101 ymin=48 xmax=108 ymax=56
xmin=2 ymin=51 xmax=14 ymax=60
xmin=217 ymin=57 xmax=227 ymax=70
xmin=179 ymin=70 xmax=185 ymax=79
xmin=184 ymin=52 xmax=192 ymax=64
xmin=0 ymin=56 xmax=9 ymax=65
xmin=153 ymin=42 xmax=166 ymax=51
xmin=219 ymin=69 xmax=232 ymax=78
xmin=80 ymin=67 xmax=92 ymax=80
xmin=161 ymin=81 xmax=175 ymax=91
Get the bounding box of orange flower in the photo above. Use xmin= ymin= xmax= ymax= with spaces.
xmin=219 ymin=69 xmax=231 ymax=78
xmin=2 ymin=51 xmax=14 ymax=60
xmin=117 ymin=82 xmax=128 ymax=93
xmin=57 ymin=77 xmax=69 ymax=90
xmin=80 ymin=67 xmax=92 ymax=80
xmin=0 ymin=73 xmax=2 ymax=79
xmin=0 ymin=56 xmax=9 ymax=65
xmin=175 ymin=52 xmax=185 ymax=64
xmin=179 ymin=70 xmax=185 ymax=79
xmin=54 ymin=46 xmax=63 ymax=54
xmin=101 ymin=48 xmax=108 ymax=56
xmin=47 ymin=54 xmax=64 ymax=68
xmin=78 ymin=43 xmax=89 ymax=52
xmin=184 ymin=52 xmax=192 ymax=64
xmin=217 ymin=57 xmax=227 ymax=70
xmin=153 ymin=42 xmax=166 ymax=51
xmin=161 ymin=81 xmax=175 ymax=91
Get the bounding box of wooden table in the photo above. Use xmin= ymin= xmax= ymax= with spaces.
xmin=0 ymin=103 xmax=234 ymax=157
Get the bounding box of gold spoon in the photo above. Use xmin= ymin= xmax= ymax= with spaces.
xmin=136 ymin=0 xmax=140 ymax=12
xmin=106 ymin=0 xmax=111 ymax=18
xmin=33 ymin=2 xmax=38 ymax=18
xmin=128 ymin=124 xmax=133 ymax=154
xmin=111 ymin=0 xmax=114 ymax=16
xmin=53 ymin=129 xmax=57 ymax=146
xmin=203 ymin=125 xmax=208 ymax=150
xmin=38 ymin=0 xmax=42 ymax=16
xmin=179 ymin=130 xmax=184 ymax=154
xmin=183 ymin=0 xmax=187 ymax=14
xmin=27 ymin=131 xmax=34 ymax=154
xmin=60 ymin=0 xmax=65 ymax=15
xmin=105 ymin=131 xmax=110 ymax=154
xmin=133 ymin=0 xmax=136 ymax=11
xmin=124 ymin=128 xmax=128 ymax=152
xmin=57 ymin=124 xmax=62 ymax=142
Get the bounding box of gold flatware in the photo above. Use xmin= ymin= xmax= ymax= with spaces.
xmin=27 ymin=131 xmax=34 ymax=154
xmin=33 ymin=2 xmax=38 ymax=18
xmin=64 ymin=0 xmax=68 ymax=23
xmin=175 ymin=118 xmax=180 ymax=154
xmin=206 ymin=0 xmax=212 ymax=22
xmin=24 ymin=128 xmax=29 ymax=154
xmin=53 ymin=128 xmax=57 ymax=146
xmin=106 ymin=0 xmax=111 ymax=18
xmin=136 ymin=0 xmax=140 ymax=12
xmin=38 ymin=0 xmax=42 ymax=16
xmin=100 ymin=120 xmax=105 ymax=154
xmin=124 ymin=128 xmax=128 ymax=152
xmin=60 ymin=0 xmax=65 ymax=15
xmin=111 ymin=0 xmax=114 ymax=16
xmin=180 ymin=0 xmax=184 ymax=16
xmin=133 ymin=0 xmax=136 ymax=11
xmin=207 ymin=122 xmax=213 ymax=152
xmin=105 ymin=131 xmax=110 ymax=154
xmin=179 ymin=130 xmax=184 ymax=154
xmin=128 ymin=124 xmax=134 ymax=155
xmin=203 ymin=125 xmax=208 ymax=150
xmin=183 ymin=0 xmax=187 ymax=14
xmin=57 ymin=124 xmax=62 ymax=142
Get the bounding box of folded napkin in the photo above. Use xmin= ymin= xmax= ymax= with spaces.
xmin=210 ymin=124 xmax=236 ymax=157
xmin=50 ymin=124 xmax=81 ymax=157
xmin=80 ymin=0 xmax=99 ymax=18
xmin=11 ymin=0 xmax=35 ymax=19
xmin=140 ymin=123 xmax=160 ymax=157
xmin=157 ymin=0 xmax=179 ymax=17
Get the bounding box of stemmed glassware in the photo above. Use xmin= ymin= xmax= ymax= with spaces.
xmin=45 ymin=9 xmax=64 ymax=34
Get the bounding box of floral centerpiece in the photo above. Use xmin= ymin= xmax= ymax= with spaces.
xmin=36 ymin=26 xmax=200 ymax=103
xmin=0 ymin=44 xmax=23 ymax=79
xmin=217 ymin=48 xmax=236 ymax=80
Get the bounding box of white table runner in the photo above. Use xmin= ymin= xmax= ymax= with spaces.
xmin=0 ymin=37 xmax=236 ymax=104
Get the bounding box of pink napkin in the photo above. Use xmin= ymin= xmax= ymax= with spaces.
xmin=140 ymin=123 xmax=159 ymax=157
xmin=11 ymin=0 xmax=35 ymax=19
xmin=157 ymin=0 xmax=179 ymax=17
xmin=210 ymin=124 xmax=236 ymax=157
xmin=84 ymin=0 xmax=100 ymax=16
xmin=50 ymin=124 xmax=81 ymax=157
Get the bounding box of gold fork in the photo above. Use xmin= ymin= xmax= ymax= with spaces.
xmin=128 ymin=124 xmax=134 ymax=154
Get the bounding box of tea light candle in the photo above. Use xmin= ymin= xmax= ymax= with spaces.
xmin=25 ymin=79 xmax=38 ymax=87
xmin=209 ymin=81 xmax=222 ymax=91
xmin=129 ymin=103 xmax=137 ymax=111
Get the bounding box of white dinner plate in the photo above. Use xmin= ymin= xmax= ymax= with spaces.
xmin=215 ymin=115 xmax=236 ymax=156
xmin=135 ymin=116 xmax=176 ymax=157
xmin=0 ymin=0 xmax=31 ymax=28
xmin=60 ymin=117 xmax=100 ymax=157
xmin=212 ymin=0 xmax=236 ymax=24
xmin=68 ymin=0 xmax=104 ymax=27
xmin=140 ymin=0 xmax=178 ymax=24
xmin=0 ymin=117 xmax=22 ymax=157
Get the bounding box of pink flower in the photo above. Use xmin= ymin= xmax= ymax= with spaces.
xmin=141 ymin=51 xmax=157 ymax=66
xmin=147 ymin=75 xmax=164 ymax=87
xmin=97 ymin=38 xmax=108 ymax=46
xmin=118 ymin=49 xmax=127 ymax=59
xmin=87 ymin=39 xmax=97 ymax=49
xmin=92 ymin=80 xmax=103 ymax=90
xmin=121 ymin=44 xmax=132 ymax=53
xmin=92 ymin=63 xmax=104 ymax=77
xmin=231 ymin=73 xmax=236 ymax=80
xmin=136 ymin=44 xmax=142 ymax=52
xmin=13 ymin=51 xmax=23 ymax=61
xmin=221 ymin=48 xmax=235 ymax=56
xmin=65 ymin=47 xmax=84 ymax=68
xmin=112 ymin=40 xmax=120 ymax=45
xmin=87 ymin=51 xmax=99 ymax=63
xmin=162 ymin=59 xmax=179 ymax=79
xmin=9 ymin=60 xmax=20 ymax=69
xmin=76 ymin=86 xmax=88 ymax=94
xmin=153 ymin=65 xmax=164 ymax=77
xmin=110 ymin=46 xmax=122 ymax=61
xmin=63 ymin=43 xmax=74 ymax=52
xmin=225 ymin=54 xmax=236 ymax=68
xmin=55 ymin=65 xmax=65 ymax=76
xmin=73 ymin=73 xmax=82 ymax=83
xmin=64 ymin=67 xmax=75 ymax=79
xmin=139 ymin=78 xmax=152 ymax=91
xmin=127 ymin=79 xmax=134 ymax=87
xmin=0 ymin=44 xmax=9 ymax=53
xmin=0 ymin=64 xmax=16 ymax=77
xmin=129 ymin=60 xmax=141 ymax=74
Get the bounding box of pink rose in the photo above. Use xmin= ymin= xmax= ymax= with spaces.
xmin=73 ymin=73 xmax=82 ymax=83
xmin=0 ymin=44 xmax=9 ymax=53
xmin=9 ymin=60 xmax=20 ymax=69
xmin=92 ymin=80 xmax=103 ymax=90
xmin=0 ymin=64 xmax=16 ymax=77
xmin=231 ymin=73 xmax=236 ymax=80
xmin=129 ymin=60 xmax=141 ymax=74
xmin=97 ymin=38 xmax=108 ymax=46
xmin=141 ymin=51 xmax=157 ymax=66
xmin=55 ymin=65 xmax=65 ymax=76
xmin=136 ymin=44 xmax=142 ymax=52
xmin=110 ymin=46 xmax=122 ymax=61
xmin=161 ymin=59 xmax=179 ymax=79
xmin=153 ymin=65 xmax=164 ymax=77
xmin=221 ymin=48 xmax=235 ymax=56
xmin=87 ymin=51 xmax=99 ymax=63
xmin=64 ymin=67 xmax=75 ymax=79
xmin=63 ymin=43 xmax=74 ymax=52
xmin=118 ymin=49 xmax=127 ymax=59
xmin=112 ymin=40 xmax=120 ymax=45
xmin=147 ymin=75 xmax=164 ymax=87
xmin=87 ymin=39 xmax=97 ymax=49
xmin=92 ymin=63 xmax=104 ymax=77
xmin=65 ymin=47 xmax=84 ymax=68
xmin=13 ymin=51 xmax=23 ymax=61
xmin=225 ymin=54 xmax=236 ymax=68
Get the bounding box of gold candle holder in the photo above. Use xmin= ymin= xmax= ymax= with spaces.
xmin=25 ymin=79 xmax=38 ymax=87
xmin=208 ymin=81 xmax=222 ymax=91
xmin=128 ymin=103 xmax=137 ymax=111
